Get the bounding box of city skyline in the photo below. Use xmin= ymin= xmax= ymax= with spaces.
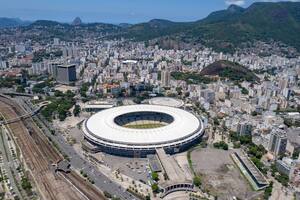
xmin=1 ymin=0 xmax=299 ymax=24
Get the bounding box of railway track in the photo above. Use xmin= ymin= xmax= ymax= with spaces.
xmin=59 ymin=171 xmax=107 ymax=200
xmin=0 ymin=95 xmax=106 ymax=200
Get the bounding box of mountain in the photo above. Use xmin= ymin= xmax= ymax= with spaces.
xmin=1 ymin=1 xmax=300 ymax=52
xmin=124 ymin=19 xmax=194 ymax=41
xmin=123 ymin=2 xmax=300 ymax=52
xmin=193 ymin=2 xmax=300 ymax=52
xmin=118 ymin=23 xmax=132 ymax=28
xmin=200 ymin=60 xmax=259 ymax=82
xmin=200 ymin=4 xmax=245 ymax=23
xmin=19 ymin=20 xmax=122 ymax=42
xmin=72 ymin=17 xmax=82 ymax=26
xmin=0 ymin=17 xmax=31 ymax=28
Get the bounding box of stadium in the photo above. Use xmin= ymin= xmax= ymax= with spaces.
xmin=82 ymin=104 xmax=204 ymax=157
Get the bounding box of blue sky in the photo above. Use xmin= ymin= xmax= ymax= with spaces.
xmin=0 ymin=0 xmax=299 ymax=23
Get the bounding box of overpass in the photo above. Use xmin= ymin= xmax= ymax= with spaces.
xmin=0 ymin=94 xmax=49 ymax=125
xmin=2 ymin=92 xmax=34 ymax=97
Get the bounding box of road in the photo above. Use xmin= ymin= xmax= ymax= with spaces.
xmin=19 ymin=97 xmax=137 ymax=200
xmin=0 ymin=127 xmax=22 ymax=199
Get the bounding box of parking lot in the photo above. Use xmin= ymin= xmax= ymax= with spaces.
xmin=102 ymin=154 xmax=151 ymax=184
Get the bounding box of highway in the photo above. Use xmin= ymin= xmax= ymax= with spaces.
xmin=18 ymin=97 xmax=137 ymax=200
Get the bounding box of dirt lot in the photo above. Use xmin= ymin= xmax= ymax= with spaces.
xmin=191 ymin=147 xmax=261 ymax=200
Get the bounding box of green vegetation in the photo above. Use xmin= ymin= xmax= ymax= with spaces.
xmin=200 ymin=60 xmax=259 ymax=83
xmin=151 ymin=172 xmax=159 ymax=181
xmin=275 ymin=173 xmax=289 ymax=187
xmin=133 ymin=92 xmax=150 ymax=104
xmin=41 ymin=90 xmax=75 ymax=121
xmin=241 ymin=87 xmax=249 ymax=95
xmin=80 ymin=82 xmax=90 ymax=98
xmin=171 ymin=71 xmax=214 ymax=84
xmin=247 ymin=144 xmax=266 ymax=159
xmin=73 ymin=104 xmax=81 ymax=117
xmin=16 ymin=85 xmax=25 ymax=93
xmin=292 ymin=150 xmax=300 ymax=159
xmin=32 ymin=79 xmax=54 ymax=94
xmin=284 ymin=118 xmax=300 ymax=128
xmin=264 ymin=181 xmax=273 ymax=200
xmin=270 ymin=162 xmax=290 ymax=186
xmin=187 ymin=149 xmax=194 ymax=174
xmin=124 ymin=2 xmax=300 ymax=53
xmin=21 ymin=176 xmax=32 ymax=191
xmin=230 ymin=132 xmax=267 ymax=173
xmin=0 ymin=77 xmax=19 ymax=88
xmin=124 ymin=123 xmax=165 ymax=129
xmin=32 ymin=49 xmax=62 ymax=63
xmin=9 ymin=2 xmax=300 ymax=54
xmin=151 ymin=183 xmax=159 ymax=193
xmin=213 ymin=141 xmax=229 ymax=150
xmin=250 ymin=157 xmax=267 ymax=174
xmin=193 ymin=176 xmax=201 ymax=187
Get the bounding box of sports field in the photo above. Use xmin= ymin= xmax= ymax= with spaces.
xmin=123 ymin=123 xmax=165 ymax=129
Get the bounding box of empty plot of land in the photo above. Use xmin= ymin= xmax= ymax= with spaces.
xmin=191 ymin=148 xmax=260 ymax=200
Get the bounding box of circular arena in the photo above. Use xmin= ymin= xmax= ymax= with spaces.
xmin=82 ymin=105 xmax=204 ymax=157
xmin=148 ymin=97 xmax=184 ymax=108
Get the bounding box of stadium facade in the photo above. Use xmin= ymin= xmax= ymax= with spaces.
xmin=82 ymin=104 xmax=204 ymax=157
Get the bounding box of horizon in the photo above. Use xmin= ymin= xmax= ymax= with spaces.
xmin=1 ymin=0 xmax=299 ymax=24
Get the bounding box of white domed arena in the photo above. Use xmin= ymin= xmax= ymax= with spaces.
xmin=82 ymin=104 xmax=204 ymax=157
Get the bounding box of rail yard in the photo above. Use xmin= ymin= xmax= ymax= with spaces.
xmin=0 ymin=94 xmax=105 ymax=200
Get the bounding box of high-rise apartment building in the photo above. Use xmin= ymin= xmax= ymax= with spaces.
xmin=268 ymin=129 xmax=287 ymax=156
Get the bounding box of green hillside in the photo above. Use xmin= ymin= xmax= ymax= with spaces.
xmin=124 ymin=2 xmax=300 ymax=52
xmin=200 ymin=60 xmax=259 ymax=82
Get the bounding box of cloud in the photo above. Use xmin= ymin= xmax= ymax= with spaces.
xmin=225 ymin=0 xmax=245 ymax=6
xmin=225 ymin=0 xmax=300 ymax=6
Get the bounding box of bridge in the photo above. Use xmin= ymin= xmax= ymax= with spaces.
xmin=1 ymin=92 xmax=34 ymax=97
xmin=0 ymin=95 xmax=49 ymax=125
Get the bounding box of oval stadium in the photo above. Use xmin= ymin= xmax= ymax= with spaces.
xmin=82 ymin=104 xmax=204 ymax=157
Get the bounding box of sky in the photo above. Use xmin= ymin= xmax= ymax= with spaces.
xmin=0 ymin=0 xmax=299 ymax=24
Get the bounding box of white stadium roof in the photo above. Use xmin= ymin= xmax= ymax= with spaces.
xmin=148 ymin=97 xmax=184 ymax=108
xmin=83 ymin=105 xmax=203 ymax=148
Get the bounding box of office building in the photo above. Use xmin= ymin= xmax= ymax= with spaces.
xmin=56 ymin=64 xmax=76 ymax=85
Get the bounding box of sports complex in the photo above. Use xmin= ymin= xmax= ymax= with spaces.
xmin=82 ymin=104 xmax=204 ymax=157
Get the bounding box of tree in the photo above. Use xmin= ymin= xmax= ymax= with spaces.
xmin=213 ymin=141 xmax=228 ymax=150
xmin=264 ymin=181 xmax=273 ymax=200
xmin=65 ymin=90 xmax=75 ymax=98
xmin=151 ymin=172 xmax=159 ymax=181
xmin=292 ymin=150 xmax=300 ymax=159
xmin=193 ymin=176 xmax=201 ymax=187
xmin=73 ymin=105 xmax=81 ymax=117
xmin=16 ymin=85 xmax=25 ymax=93
xmin=151 ymin=183 xmax=159 ymax=193
xmin=241 ymin=87 xmax=249 ymax=95
xmin=54 ymin=90 xmax=64 ymax=97
xmin=275 ymin=173 xmax=289 ymax=187
xmin=21 ymin=177 xmax=32 ymax=191
xmin=80 ymin=83 xmax=89 ymax=98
